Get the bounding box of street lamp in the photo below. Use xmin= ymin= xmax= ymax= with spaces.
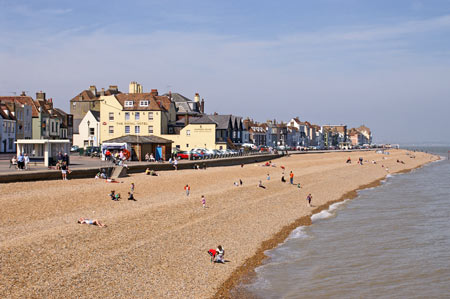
xmin=87 ymin=120 xmax=91 ymax=146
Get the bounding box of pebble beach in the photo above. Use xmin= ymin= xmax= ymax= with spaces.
xmin=0 ymin=150 xmax=438 ymax=298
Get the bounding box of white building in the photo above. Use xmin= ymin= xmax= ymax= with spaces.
xmin=73 ymin=110 xmax=100 ymax=148
xmin=0 ymin=104 xmax=16 ymax=153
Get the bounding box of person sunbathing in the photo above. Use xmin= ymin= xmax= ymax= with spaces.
xmin=78 ymin=217 xmax=106 ymax=227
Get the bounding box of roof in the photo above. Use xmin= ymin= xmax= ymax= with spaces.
xmin=0 ymin=96 xmax=39 ymax=117
xmin=357 ymin=125 xmax=371 ymax=134
xmin=162 ymin=92 xmax=202 ymax=114
xmin=114 ymin=93 xmax=172 ymax=111
xmin=70 ymin=88 xmax=120 ymax=102
xmin=103 ymin=135 xmax=174 ymax=144
xmin=90 ymin=110 xmax=100 ymax=122
xmin=322 ymin=125 xmax=347 ymax=134
xmin=189 ymin=115 xmax=217 ymax=125
xmin=0 ymin=104 xmax=15 ymax=120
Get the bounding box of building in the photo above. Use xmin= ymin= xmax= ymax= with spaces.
xmin=102 ymin=135 xmax=173 ymax=161
xmin=356 ymin=125 xmax=372 ymax=144
xmin=322 ymin=125 xmax=348 ymax=147
xmin=73 ymin=110 xmax=100 ymax=147
xmin=163 ymin=92 xmax=204 ymax=120
xmin=99 ymin=89 xmax=177 ymax=144
xmin=243 ymin=119 xmax=267 ymax=146
xmin=0 ymin=103 xmax=16 ymax=152
xmin=70 ymin=85 xmax=120 ymax=134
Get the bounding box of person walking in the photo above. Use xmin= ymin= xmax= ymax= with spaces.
xmin=173 ymin=158 xmax=178 ymax=170
xmin=306 ymin=193 xmax=312 ymax=207
xmin=130 ymin=182 xmax=135 ymax=196
xmin=289 ymin=171 xmax=294 ymax=184
xmin=184 ymin=184 xmax=190 ymax=196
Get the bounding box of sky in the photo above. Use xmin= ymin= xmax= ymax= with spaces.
xmin=1 ymin=0 xmax=450 ymax=144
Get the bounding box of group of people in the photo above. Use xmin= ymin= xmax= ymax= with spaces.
xmin=109 ymin=183 xmax=136 ymax=201
xmin=10 ymin=153 xmax=30 ymax=170
xmin=144 ymin=153 xmax=156 ymax=162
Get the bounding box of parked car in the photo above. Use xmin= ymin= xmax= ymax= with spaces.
xmin=70 ymin=145 xmax=79 ymax=152
xmin=176 ymin=151 xmax=190 ymax=159
xmin=189 ymin=149 xmax=204 ymax=160
xmin=85 ymin=146 xmax=101 ymax=156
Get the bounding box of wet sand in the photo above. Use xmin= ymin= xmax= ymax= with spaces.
xmin=0 ymin=150 xmax=438 ymax=298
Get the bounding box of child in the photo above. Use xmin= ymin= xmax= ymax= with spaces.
xmin=128 ymin=192 xmax=136 ymax=201
xmin=202 ymin=195 xmax=206 ymax=208
xmin=130 ymin=183 xmax=135 ymax=195
xmin=115 ymin=193 xmax=121 ymax=201
xmin=267 ymin=174 xmax=270 ymax=180
xmin=185 ymin=184 xmax=190 ymax=196
xmin=215 ymin=245 xmax=225 ymax=263
xmin=281 ymin=176 xmax=286 ymax=183
xmin=207 ymin=248 xmax=217 ymax=262
xmin=109 ymin=190 xmax=116 ymax=200
xmin=290 ymin=171 xmax=294 ymax=184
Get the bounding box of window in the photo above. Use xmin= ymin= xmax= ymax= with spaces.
xmin=135 ymin=126 xmax=140 ymax=134
xmin=125 ymin=112 xmax=130 ymax=121
xmin=89 ymin=128 xmax=95 ymax=135
xmin=109 ymin=112 xmax=114 ymax=121
xmin=148 ymin=112 xmax=153 ymax=120
xmin=109 ymin=126 xmax=114 ymax=134
xmin=186 ymin=130 xmax=191 ymax=136
xmin=148 ymin=125 xmax=154 ymax=134
xmin=125 ymin=126 xmax=130 ymax=134
xmin=135 ymin=112 xmax=140 ymax=120
xmin=125 ymin=101 xmax=134 ymax=107
xmin=140 ymin=100 xmax=149 ymax=107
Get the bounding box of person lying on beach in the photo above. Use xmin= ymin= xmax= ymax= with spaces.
xmin=234 ymin=181 xmax=239 ymax=187
xmin=78 ymin=217 xmax=107 ymax=227
xmin=258 ymin=180 xmax=266 ymax=189
xmin=346 ymin=157 xmax=351 ymax=163
xmin=145 ymin=168 xmax=159 ymax=176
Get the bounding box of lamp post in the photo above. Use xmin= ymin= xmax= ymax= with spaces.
xmin=87 ymin=120 xmax=91 ymax=146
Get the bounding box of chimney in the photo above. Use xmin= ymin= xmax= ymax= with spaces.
xmin=100 ymin=88 xmax=105 ymax=96
xmin=185 ymin=114 xmax=189 ymax=126
xmin=36 ymin=91 xmax=46 ymax=101
xmin=168 ymin=91 xmax=172 ymax=100
xmin=200 ymin=98 xmax=205 ymax=113
xmin=194 ymin=93 xmax=200 ymax=102
xmin=151 ymin=89 xmax=158 ymax=96
xmin=20 ymin=91 xmax=26 ymax=96
xmin=109 ymin=85 xmax=118 ymax=92
xmin=89 ymin=85 xmax=97 ymax=96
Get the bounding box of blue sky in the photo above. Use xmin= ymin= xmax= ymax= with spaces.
xmin=1 ymin=0 xmax=450 ymax=143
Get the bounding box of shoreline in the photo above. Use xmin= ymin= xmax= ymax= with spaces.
xmin=214 ymin=155 xmax=439 ymax=298
xmin=0 ymin=150 xmax=439 ymax=298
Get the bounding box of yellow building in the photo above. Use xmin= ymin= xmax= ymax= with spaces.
xmin=99 ymin=88 xmax=225 ymax=151
xmin=99 ymin=89 xmax=177 ymax=144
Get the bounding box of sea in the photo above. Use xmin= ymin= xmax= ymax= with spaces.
xmin=236 ymin=146 xmax=450 ymax=299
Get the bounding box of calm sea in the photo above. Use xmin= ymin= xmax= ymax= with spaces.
xmin=237 ymin=146 xmax=450 ymax=299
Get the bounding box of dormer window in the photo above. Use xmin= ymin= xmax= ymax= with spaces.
xmin=125 ymin=101 xmax=134 ymax=107
xmin=140 ymin=100 xmax=149 ymax=107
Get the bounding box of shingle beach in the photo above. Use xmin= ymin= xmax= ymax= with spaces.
xmin=0 ymin=150 xmax=438 ymax=298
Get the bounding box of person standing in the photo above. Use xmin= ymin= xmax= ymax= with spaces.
xmin=17 ymin=153 xmax=24 ymax=170
xmin=61 ymin=161 xmax=68 ymax=180
xmin=184 ymin=184 xmax=190 ymax=196
xmin=130 ymin=182 xmax=135 ymax=196
xmin=289 ymin=171 xmax=294 ymax=184
xmin=306 ymin=194 xmax=312 ymax=207
xmin=173 ymin=158 xmax=178 ymax=171
xmin=24 ymin=153 xmax=30 ymax=170
xmin=201 ymin=195 xmax=206 ymax=208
